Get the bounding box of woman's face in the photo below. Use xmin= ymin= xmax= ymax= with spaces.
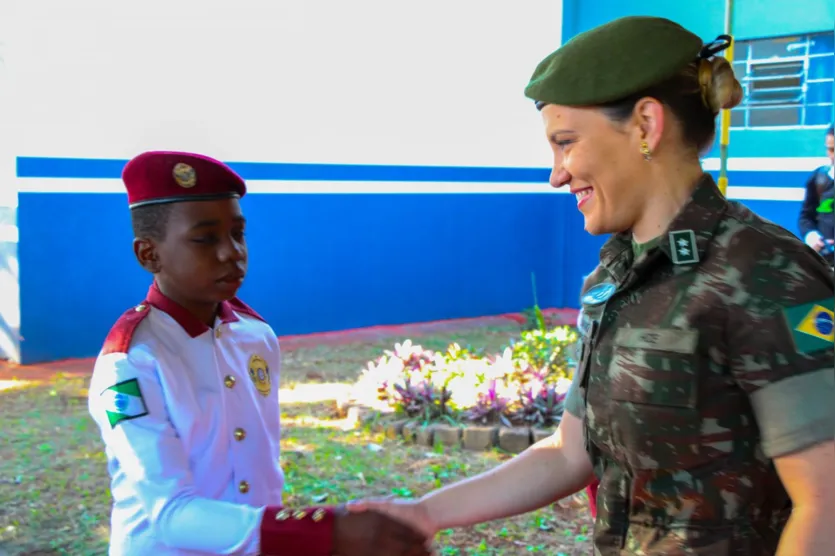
xmin=541 ymin=104 xmax=648 ymax=236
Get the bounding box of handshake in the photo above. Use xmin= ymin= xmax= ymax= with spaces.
xmin=332 ymin=496 xmax=435 ymax=556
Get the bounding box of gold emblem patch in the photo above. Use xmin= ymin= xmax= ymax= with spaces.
xmin=172 ymin=162 xmax=197 ymax=188
xmin=248 ymin=354 xmax=271 ymax=397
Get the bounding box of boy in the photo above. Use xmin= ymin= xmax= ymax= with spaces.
xmin=88 ymin=151 xmax=429 ymax=556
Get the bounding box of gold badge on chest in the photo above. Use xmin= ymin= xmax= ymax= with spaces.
xmin=247 ymin=354 xmax=271 ymax=397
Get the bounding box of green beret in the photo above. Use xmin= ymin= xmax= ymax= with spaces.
xmin=524 ymin=16 xmax=705 ymax=106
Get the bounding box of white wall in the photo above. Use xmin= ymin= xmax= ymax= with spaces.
xmin=0 ymin=3 xmax=20 ymax=362
xmin=8 ymin=0 xmax=563 ymax=169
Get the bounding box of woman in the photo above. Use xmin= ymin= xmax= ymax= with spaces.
xmin=798 ymin=124 xmax=834 ymax=265
xmin=349 ymin=16 xmax=835 ymax=555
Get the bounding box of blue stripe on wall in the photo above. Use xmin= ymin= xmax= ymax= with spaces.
xmin=16 ymin=156 xmax=551 ymax=183
xmin=14 ymin=156 xmax=813 ymax=188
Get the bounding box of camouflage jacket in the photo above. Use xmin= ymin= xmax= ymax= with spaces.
xmin=567 ymin=174 xmax=835 ymax=555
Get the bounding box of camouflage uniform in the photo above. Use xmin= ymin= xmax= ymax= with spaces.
xmin=565 ymin=175 xmax=835 ymax=555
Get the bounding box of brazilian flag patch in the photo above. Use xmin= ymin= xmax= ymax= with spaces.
xmin=782 ymin=298 xmax=835 ymax=354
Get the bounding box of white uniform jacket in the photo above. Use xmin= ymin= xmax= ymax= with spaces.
xmin=88 ymin=283 xmax=284 ymax=555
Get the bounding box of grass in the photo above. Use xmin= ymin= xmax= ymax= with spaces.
xmin=0 ymin=323 xmax=592 ymax=555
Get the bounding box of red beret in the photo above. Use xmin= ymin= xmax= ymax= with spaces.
xmin=122 ymin=151 xmax=246 ymax=209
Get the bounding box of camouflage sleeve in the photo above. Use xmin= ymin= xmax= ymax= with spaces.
xmin=564 ymin=362 xmax=585 ymax=419
xmin=564 ymin=269 xmax=604 ymax=420
xmin=727 ymin=230 xmax=835 ymax=459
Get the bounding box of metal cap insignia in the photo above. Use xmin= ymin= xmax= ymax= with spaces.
xmin=172 ymin=163 xmax=197 ymax=188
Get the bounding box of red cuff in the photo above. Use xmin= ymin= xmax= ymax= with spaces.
xmin=586 ymin=481 xmax=599 ymax=519
xmin=260 ymin=506 xmax=335 ymax=556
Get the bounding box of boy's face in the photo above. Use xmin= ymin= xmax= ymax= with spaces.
xmin=135 ymin=198 xmax=248 ymax=309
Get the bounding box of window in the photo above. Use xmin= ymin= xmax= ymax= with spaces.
xmin=731 ymin=32 xmax=834 ymax=129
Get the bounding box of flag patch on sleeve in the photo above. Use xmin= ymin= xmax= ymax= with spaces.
xmin=101 ymin=378 xmax=148 ymax=428
xmin=783 ymin=299 xmax=835 ymax=354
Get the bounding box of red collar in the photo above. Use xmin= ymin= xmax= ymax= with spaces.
xmin=146 ymin=282 xmax=239 ymax=338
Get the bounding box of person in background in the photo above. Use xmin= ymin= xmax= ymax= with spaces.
xmin=349 ymin=16 xmax=835 ymax=555
xmin=799 ymin=123 xmax=834 ymax=264
xmin=87 ymin=151 xmax=430 ymax=556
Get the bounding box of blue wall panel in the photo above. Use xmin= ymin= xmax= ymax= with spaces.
xmin=733 ymin=0 xmax=835 ymax=39
xmin=563 ymin=0 xmax=835 ymax=45
xmin=563 ymin=0 xmax=723 ymax=42
xmin=17 ymin=192 xmax=567 ymax=364
xmin=703 ymin=129 xmax=828 ymax=159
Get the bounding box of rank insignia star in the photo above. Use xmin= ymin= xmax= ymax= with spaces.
xmin=668 ymin=230 xmax=699 ymax=265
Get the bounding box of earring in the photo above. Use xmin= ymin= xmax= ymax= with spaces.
xmin=640 ymin=141 xmax=652 ymax=161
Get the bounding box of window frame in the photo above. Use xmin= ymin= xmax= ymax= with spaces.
xmin=731 ymin=31 xmax=834 ymax=130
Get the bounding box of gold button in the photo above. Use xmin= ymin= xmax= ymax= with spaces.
xmin=238 ymin=480 xmax=249 ymax=494
xmin=312 ymin=508 xmax=326 ymax=522
xmin=135 ymin=304 xmax=147 ymax=312
xmin=224 ymin=375 xmax=236 ymax=389
xmin=215 ymin=327 xmax=222 ymax=338
xmin=293 ymin=510 xmax=307 ymax=520
xmin=234 ymin=428 xmax=246 ymax=441
xmin=275 ymin=509 xmax=291 ymax=521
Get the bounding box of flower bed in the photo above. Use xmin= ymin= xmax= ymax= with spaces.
xmin=343 ymin=321 xmax=580 ymax=453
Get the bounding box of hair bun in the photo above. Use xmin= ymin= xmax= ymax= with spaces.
xmin=699 ymin=57 xmax=743 ymax=113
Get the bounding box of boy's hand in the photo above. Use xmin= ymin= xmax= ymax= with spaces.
xmin=333 ymin=505 xmax=431 ymax=556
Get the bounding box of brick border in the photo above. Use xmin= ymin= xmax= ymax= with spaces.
xmin=344 ymin=405 xmax=555 ymax=454
xmin=383 ymin=419 xmax=555 ymax=453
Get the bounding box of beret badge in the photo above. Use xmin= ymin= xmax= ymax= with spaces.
xmin=172 ymin=162 xmax=197 ymax=188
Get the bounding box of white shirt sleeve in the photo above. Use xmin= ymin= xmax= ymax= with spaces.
xmin=88 ymin=351 xmax=266 ymax=555
xmin=270 ymin=335 xmax=283 ymax=485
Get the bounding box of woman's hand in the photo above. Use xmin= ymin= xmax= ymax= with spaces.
xmin=347 ymin=496 xmax=438 ymax=540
